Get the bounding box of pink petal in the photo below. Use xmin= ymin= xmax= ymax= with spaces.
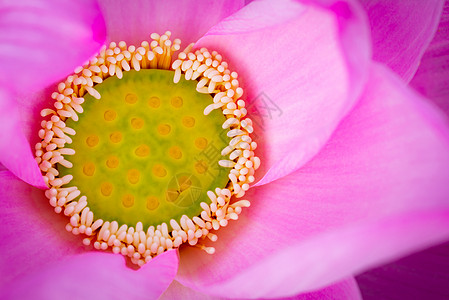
xmin=186 ymin=210 xmax=449 ymax=299
xmin=195 ymin=0 xmax=371 ymax=185
xmin=0 ymin=89 xmax=46 ymax=188
xmin=410 ymin=1 xmax=449 ymax=118
xmin=160 ymin=278 xmax=361 ymax=299
xmin=160 ymin=280 xmax=217 ymax=300
xmin=0 ymin=0 xmax=106 ymax=93
xmin=359 ymin=0 xmax=444 ymax=82
xmin=97 ymin=0 xmax=245 ymax=45
xmin=357 ymin=241 xmax=449 ymax=299
xmin=176 ymin=64 xmax=449 ymax=298
xmin=292 ymin=278 xmax=362 ymax=300
xmin=0 ymin=170 xmax=81 ymax=286
xmin=1 ymin=250 xmax=179 ymax=300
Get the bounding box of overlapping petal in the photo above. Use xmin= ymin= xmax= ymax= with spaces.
xmin=0 ymin=90 xmax=46 ymax=188
xmin=160 ymin=280 xmax=217 ymax=300
xmin=195 ymin=0 xmax=371 ymax=186
xmin=0 ymin=0 xmax=106 ymax=187
xmin=0 ymin=170 xmax=81 ymax=286
xmin=358 ymin=0 xmax=444 ymax=82
xmin=357 ymin=241 xmax=449 ymax=299
xmin=190 ymin=210 xmax=449 ymax=299
xmin=411 ymin=1 xmax=449 ymax=118
xmin=291 ymin=278 xmax=362 ymax=300
xmin=160 ymin=278 xmax=362 ymax=299
xmin=2 ymin=0 xmax=449 ymax=299
xmin=0 ymin=170 xmax=179 ymax=299
xmin=1 ymin=250 xmax=179 ymax=300
xmin=97 ymin=0 xmax=245 ymax=45
xmin=176 ymin=64 xmax=449 ymax=298
xmin=0 ymin=0 xmax=106 ymax=93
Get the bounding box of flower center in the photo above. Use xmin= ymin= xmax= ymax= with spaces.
xmin=35 ymin=32 xmax=260 ymax=266
xmin=58 ymin=69 xmax=229 ymax=227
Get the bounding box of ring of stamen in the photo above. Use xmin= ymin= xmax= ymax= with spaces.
xmin=35 ymin=31 xmax=260 ymax=266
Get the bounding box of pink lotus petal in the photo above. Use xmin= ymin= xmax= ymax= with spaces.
xmin=292 ymin=278 xmax=362 ymax=300
xmin=196 ymin=0 xmax=371 ymax=186
xmin=411 ymin=1 xmax=449 ymax=118
xmin=205 ymin=0 xmax=305 ymax=34
xmin=0 ymin=0 xmax=106 ymax=93
xmin=97 ymin=0 xmax=245 ymax=45
xmin=161 ymin=278 xmax=361 ymax=299
xmin=14 ymin=86 xmax=56 ymax=151
xmin=359 ymin=0 xmax=444 ymax=82
xmin=0 ymin=171 xmax=83 ymax=287
xmin=176 ymin=64 xmax=449 ymax=298
xmin=357 ymin=241 xmax=449 ymax=299
xmin=160 ymin=280 xmax=217 ymax=300
xmin=1 ymin=250 xmax=179 ymax=300
xmin=0 ymin=90 xmax=46 ymax=188
xmin=191 ymin=210 xmax=449 ymax=299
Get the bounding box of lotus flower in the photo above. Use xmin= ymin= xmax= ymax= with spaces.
xmin=1 ymin=0 xmax=449 ymax=299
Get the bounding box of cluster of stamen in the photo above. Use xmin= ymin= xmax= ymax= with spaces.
xmin=35 ymin=31 xmax=259 ymax=266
